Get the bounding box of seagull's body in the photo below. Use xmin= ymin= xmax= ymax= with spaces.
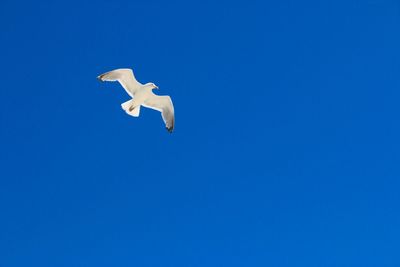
xmin=97 ymin=68 xmax=175 ymax=133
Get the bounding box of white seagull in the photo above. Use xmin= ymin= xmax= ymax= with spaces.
xmin=97 ymin=68 xmax=175 ymax=133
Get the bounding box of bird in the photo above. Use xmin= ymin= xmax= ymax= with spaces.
xmin=97 ymin=68 xmax=175 ymax=133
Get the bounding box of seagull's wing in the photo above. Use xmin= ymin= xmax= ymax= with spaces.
xmin=97 ymin=68 xmax=142 ymax=96
xmin=143 ymin=94 xmax=175 ymax=133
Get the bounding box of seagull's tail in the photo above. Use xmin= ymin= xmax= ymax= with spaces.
xmin=121 ymin=100 xmax=141 ymax=117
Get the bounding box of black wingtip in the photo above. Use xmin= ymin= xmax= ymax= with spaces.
xmin=166 ymin=127 xmax=173 ymax=133
xmin=97 ymin=75 xmax=104 ymax=82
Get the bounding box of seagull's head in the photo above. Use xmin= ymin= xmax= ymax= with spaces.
xmin=146 ymin=82 xmax=159 ymax=90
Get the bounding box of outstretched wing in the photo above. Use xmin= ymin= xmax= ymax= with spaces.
xmin=143 ymin=94 xmax=175 ymax=133
xmin=97 ymin=68 xmax=142 ymax=96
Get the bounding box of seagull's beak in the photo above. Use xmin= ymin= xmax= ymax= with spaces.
xmin=155 ymin=85 xmax=159 ymax=89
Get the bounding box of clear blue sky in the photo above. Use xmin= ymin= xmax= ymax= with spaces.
xmin=1 ymin=0 xmax=399 ymax=266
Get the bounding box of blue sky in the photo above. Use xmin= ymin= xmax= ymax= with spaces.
xmin=1 ymin=0 xmax=400 ymax=266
